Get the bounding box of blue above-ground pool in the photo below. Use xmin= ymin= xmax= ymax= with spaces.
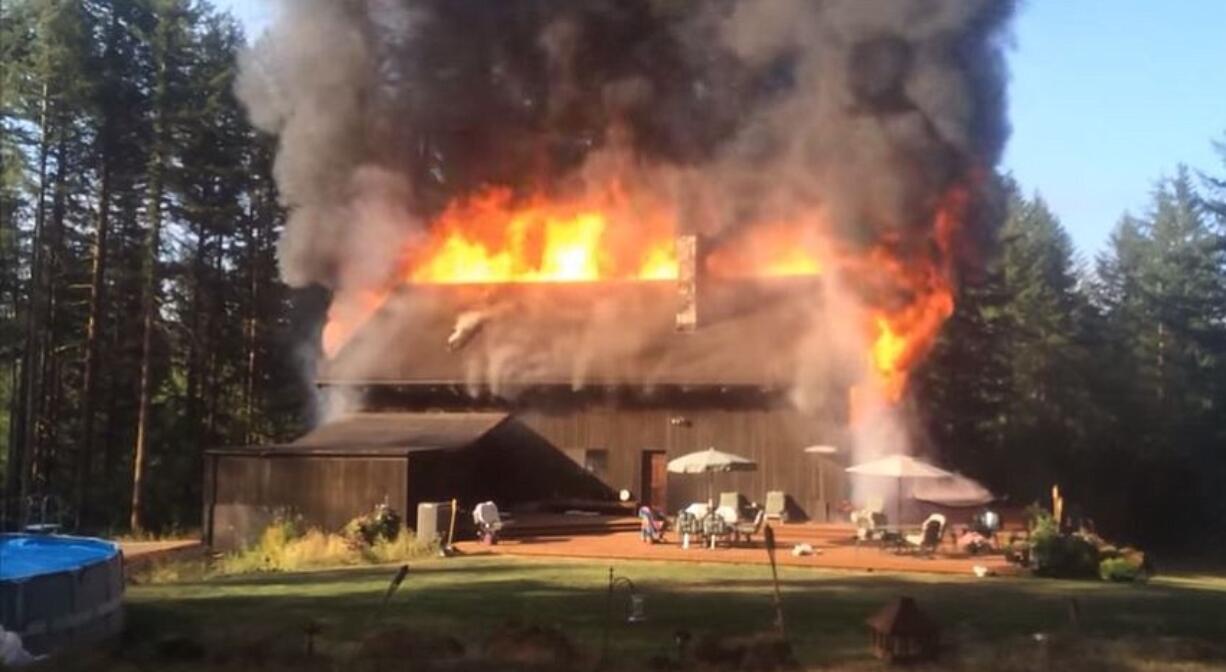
xmin=0 ymin=534 xmax=125 ymax=655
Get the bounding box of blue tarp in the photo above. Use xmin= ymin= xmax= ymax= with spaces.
xmin=0 ymin=535 xmax=119 ymax=581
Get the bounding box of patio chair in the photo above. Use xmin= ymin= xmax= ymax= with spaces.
xmin=764 ymin=490 xmax=789 ymax=523
xmin=733 ymin=509 xmax=766 ymax=546
xmin=851 ymin=507 xmax=888 ymax=542
xmin=472 ymin=501 xmax=504 ymax=545
xmin=902 ymin=514 xmax=946 ymax=557
xmin=676 ymin=510 xmax=702 ymax=549
xmin=716 ymin=492 xmax=743 ymax=527
xmin=702 ymin=512 xmax=734 ymax=549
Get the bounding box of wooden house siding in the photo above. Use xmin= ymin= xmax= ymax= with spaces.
xmin=514 ymin=405 xmax=846 ymax=518
xmin=207 ymin=454 xmax=409 ymax=549
xmin=204 ymin=395 xmax=848 ymax=549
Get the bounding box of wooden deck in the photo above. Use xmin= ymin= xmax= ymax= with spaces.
xmin=461 ymin=515 xmax=1021 ymax=577
xmin=120 ymin=539 xmax=206 ymax=574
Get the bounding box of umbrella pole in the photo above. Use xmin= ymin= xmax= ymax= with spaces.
xmin=896 ymin=478 xmax=902 ymax=526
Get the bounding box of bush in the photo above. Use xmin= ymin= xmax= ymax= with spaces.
xmin=343 ymin=503 xmax=402 ymax=548
xmin=218 ymin=511 xmax=434 ymax=575
xmin=1099 ymin=549 xmax=1150 ymax=582
xmin=1030 ymin=514 xmax=1100 ymax=579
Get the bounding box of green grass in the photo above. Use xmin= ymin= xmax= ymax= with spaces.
xmin=55 ymin=557 xmax=1226 ymax=670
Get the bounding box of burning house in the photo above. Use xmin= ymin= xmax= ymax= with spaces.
xmin=206 ymin=0 xmax=1014 ymax=547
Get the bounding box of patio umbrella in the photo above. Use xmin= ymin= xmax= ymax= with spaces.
xmin=667 ymin=447 xmax=757 ymax=505
xmin=845 ymin=454 xmax=953 ymax=524
xmin=911 ymin=472 xmax=995 ymax=507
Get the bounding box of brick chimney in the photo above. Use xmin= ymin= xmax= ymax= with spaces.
xmin=675 ymin=233 xmax=702 ymax=332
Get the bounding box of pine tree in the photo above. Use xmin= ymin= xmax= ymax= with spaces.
xmin=131 ymin=0 xmax=197 ymax=532
xmin=1095 ymin=166 xmax=1226 ymax=543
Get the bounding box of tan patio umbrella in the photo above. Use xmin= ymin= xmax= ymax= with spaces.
xmin=667 ymin=447 xmax=757 ymax=505
xmin=911 ymin=472 xmax=995 ymax=507
xmin=845 ymin=454 xmax=953 ymax=524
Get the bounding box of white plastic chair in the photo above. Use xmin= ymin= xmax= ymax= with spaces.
xmin=472 ymin=501 xmax=503 ymax=543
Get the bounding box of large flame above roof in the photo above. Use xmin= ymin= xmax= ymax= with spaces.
xmin=400 ymin=183 xmax=827 ymax=286
xmin=322 ymin=177 xmax=967 ymax=414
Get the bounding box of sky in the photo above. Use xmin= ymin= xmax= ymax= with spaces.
xmin=218 ymin=0 xmax=1226 ymax=256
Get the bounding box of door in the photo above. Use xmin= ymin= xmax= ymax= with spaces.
xmin=640 ymin=451 xmax=668 ymax=509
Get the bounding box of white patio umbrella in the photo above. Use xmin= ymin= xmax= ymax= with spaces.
xmin=912 ymin=472 xmax=995 ymax=507
xmin=667 ymin=447 xmax=757 ymax=504
xmin=845 ymin=454 xmax=953 ymax=524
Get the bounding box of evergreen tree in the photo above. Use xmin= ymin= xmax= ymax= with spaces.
xmin=1095 ymin=166 xmax=1226 ymax=543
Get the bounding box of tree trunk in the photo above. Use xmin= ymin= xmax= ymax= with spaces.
xmin=78 ymin=159 xmax=111 ymax=523
xmin=36 ymin=134 xmax=69 ymax=492
xmin=130 ymin=179 xmax=161 ymax=533
xmin=242 ymin=209 xmax=260 ymax=445
xmin=14 ymin=81 xmax=53 ymax=520
xmin=132 ymin=11 xmax=175 ymax=532
xmin=184 ymin=218 xmax=204 ymax=453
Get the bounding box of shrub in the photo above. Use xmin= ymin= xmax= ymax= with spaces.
xmin=1099 ymin=549 xmax=1150 ymax=583
xmin=218 ymin=511 xmax=434 ymax=575
xmin=368 ymin=532 xmax=436 ymax=564
xmin=343 ymin=503 xmax=402 ymax=549
xmin=1030 ymin=514 xmax=1100 ymax=579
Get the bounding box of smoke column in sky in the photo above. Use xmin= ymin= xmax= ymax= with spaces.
xmin=236 ymin=0 xmax=1016 ymax=465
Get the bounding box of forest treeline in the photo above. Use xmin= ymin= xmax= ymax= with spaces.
xmin=916 ymin=165 xmax=1226 ymax=547
xmin=2 ymin=0 xmax=1225 ymax=547
xmin=0 ymin=0 xmax=317 ymax=533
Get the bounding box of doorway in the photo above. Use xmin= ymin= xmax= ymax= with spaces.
xmin=640 ymin=451 xmax=668 ymax=509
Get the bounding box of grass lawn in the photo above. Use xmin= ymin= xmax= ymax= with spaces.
xmin=54 ymin=556 xmax=1226 ymax=670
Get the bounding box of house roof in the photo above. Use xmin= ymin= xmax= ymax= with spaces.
xmin=319 ymin=278 xmax=823 ymax=390
xmin=209 ymin=412 xmax=509 ymax=457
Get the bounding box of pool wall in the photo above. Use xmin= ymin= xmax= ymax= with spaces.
xmin=0 ymin=535 xmax=125 ymax=655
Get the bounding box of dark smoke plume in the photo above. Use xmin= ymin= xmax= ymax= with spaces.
xmin=238 ymin=0 xmax=1015 ymax=449
xmin=238 ymin=0 xmax=1013 ymax=290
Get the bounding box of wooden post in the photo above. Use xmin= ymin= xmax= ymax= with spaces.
xmin=764 ymin=525 xmax=786 ymax=638
xmin=446 ymin=497 xmax=458 ymax=549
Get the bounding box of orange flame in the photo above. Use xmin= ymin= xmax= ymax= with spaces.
xmin=324 ymin=176 xmax=973 ymax=422
xmin=405 ymin=185 xmax=678 ymax=285
xmin=705 ymin=221 xmax=827 ymax=278
xmin=850 ymin=184 xmax=968 ymax=421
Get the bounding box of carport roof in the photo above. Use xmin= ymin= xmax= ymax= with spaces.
xmin=209 ymin=412 xmax=509 ymax=457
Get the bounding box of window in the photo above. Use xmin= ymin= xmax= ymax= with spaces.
xmin=583 ymin=449 xmax=608 ymax=480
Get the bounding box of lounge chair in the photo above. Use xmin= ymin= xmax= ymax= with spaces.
xmin=733 ymin=509 xmax=766 ymax=546
xmin=764 ymin=491 xmax=788 ymax=523
xmin=716 ymin=492 xmax=743 ymax=524
xmin=902 ymin=514 xmax=946 ymax=556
